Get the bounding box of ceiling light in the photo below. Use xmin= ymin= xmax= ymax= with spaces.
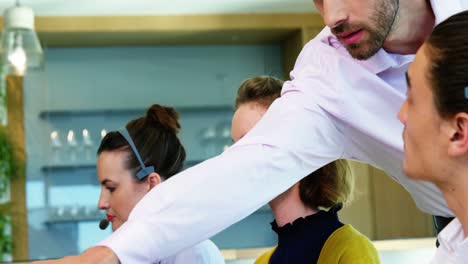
xmin=1 ymin=3 xmax=43 ymax=76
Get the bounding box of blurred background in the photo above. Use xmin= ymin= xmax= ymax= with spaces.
xmin=0 ymin=0 xmax=436 ymax=263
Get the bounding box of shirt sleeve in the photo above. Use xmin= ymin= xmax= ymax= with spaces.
xmin=96 ymin=43 xmax=346 ymax=264
xmin=171 ymin=240 xmax=225 ymax=264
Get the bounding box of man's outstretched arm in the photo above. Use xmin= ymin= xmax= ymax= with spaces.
xmin=32 ymin=246 xmax=119 ymax=264
xmin=100 ymin=91 xmax=344 ymax=263
xmin=33 ymin=90 xmax=344 ymax=264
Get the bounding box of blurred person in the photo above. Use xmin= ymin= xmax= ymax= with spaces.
xmin=95 ymin=104 xmax=225 ymax=264
xmin=232 ymin=76 xmax=379 ymax=264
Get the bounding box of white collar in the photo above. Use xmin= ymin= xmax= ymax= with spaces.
xmin=315 ymin=27 xmax=414 ymax=75
xmin=430 ymin=0 xmax=465 ymax=25
xmin=438 ymin=218 xmax=466 ymax=253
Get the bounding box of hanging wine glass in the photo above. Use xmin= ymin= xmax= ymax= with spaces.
xmin=200 ymin=126 xmax=217 ymax=158
xmin=67 ymin=129 xmax=78 ymax=163
xmin=100 ymin=129 xmax=108 ymax=140
xmin=82 ymin=129 xmax=93 ymax=162
xmin=50 ymin=130 xmax=62 ymax=164
xmin=219 ymin=122 xmax=232 ymax=152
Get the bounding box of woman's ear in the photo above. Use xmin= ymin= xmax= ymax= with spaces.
xmin=448 ymin=113 xmax=468 ymax=157
xmin=146 ymin=172 xmax=162 ymax=191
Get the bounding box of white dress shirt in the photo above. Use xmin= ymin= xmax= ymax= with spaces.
xmin=159 ymin=240 xmax=225 ymax=264
xmin=431 ymin=218 xmax=468 ymax=264
xmin=97 ymin=1 xmax=467 ymax=263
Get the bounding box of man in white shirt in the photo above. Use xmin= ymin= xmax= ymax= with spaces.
xmin=34 ymin=1 xmax=468 ymax=263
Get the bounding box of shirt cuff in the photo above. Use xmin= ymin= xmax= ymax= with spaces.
xmin=96 ymin=219 xmax=157 ymax=264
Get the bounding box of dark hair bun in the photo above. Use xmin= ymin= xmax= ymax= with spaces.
xmin=146 ymin=104 xmax=181 ymax=134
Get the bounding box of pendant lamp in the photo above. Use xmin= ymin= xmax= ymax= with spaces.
xmin=1 ymin=2 xmax=43 ymax=76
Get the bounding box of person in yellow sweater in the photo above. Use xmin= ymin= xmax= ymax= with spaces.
xmin=231 ymin=76 xmax=379 ymax=264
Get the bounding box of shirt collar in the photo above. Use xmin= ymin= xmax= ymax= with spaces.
xmin=455 ymin=239 xmax=468 ymax=262
xmin=316 ymin=27 xmax=414 ymax=75
xmin=438 ymin=218 xmax=465 ymax=252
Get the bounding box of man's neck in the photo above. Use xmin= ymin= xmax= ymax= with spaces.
xmin=269 ymin=184 xmax=317 ymax=227
xmin=437 ymin=163 xmax=468 ymax=237
xmin=383 ymin=0 xmax=435 ymax=55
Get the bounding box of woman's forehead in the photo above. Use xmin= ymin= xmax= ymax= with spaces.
xmin=97 ymin=151 xmax=130 ymax=178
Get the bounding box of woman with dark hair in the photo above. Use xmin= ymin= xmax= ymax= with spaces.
xmin=398 ymin=10 xmax=468 ymax=263
xmin=96 ymin=104 xmax=225 ymax=264
xmin=231 ymin=76 xmax=379 ymax=264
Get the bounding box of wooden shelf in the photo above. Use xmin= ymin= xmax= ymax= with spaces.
xmin=43 ymin=206 xmax=105 ymax=225
xmin=41 ymin=163 xmax=96 ymax=172
xmin=39 ymin=105 xmax=233 ymax=119
xmin=45 ymin=215 xmax=104 ymax=225
xmin=41 ymin=159 xmax=204 ymax=172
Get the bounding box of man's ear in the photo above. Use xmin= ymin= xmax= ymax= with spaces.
xmin=448 ymin=113 xmax=468 ymax=157
xmin=146 ymin=172 xmax=162 ymax=191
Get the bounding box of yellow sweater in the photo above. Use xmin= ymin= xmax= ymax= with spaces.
xmin=254 ymin=224 xmax=380 ymax=264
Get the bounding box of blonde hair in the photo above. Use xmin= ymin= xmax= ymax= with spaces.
xmin=235 ymin=76 xmax=354 ymax=208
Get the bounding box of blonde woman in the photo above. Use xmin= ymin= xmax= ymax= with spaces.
xmin=231 ymin=76 xmax=379 ymax=264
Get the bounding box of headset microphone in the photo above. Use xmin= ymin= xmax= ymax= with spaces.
xmin=99 ymin=219 xmax=110 ymax=230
